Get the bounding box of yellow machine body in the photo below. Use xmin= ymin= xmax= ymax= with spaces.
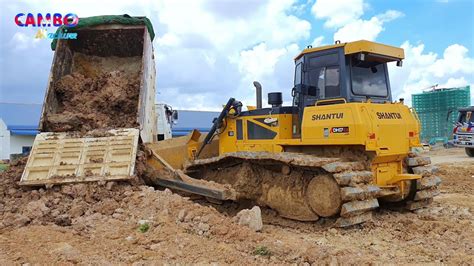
xmin=217 ymin=101 xmax=422 ymax=190
xmin=148 ymin=40 xmax=434 ymax=210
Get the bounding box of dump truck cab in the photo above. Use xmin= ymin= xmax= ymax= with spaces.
xmin=453 ymin=106 xmax=474 ymax=156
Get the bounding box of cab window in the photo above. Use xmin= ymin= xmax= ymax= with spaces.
xmin=324 ymin=66 xmax=340 ymax=98
xmin=308 ymin=53 xmax=340 ymax=99
xmin=316 ymin=66 xmax=340 ymax=98
xmin=294 ymin=63 xmax=302 ymax=85
xmin=459 ymin=111 xmax=473 ymax=123
xmin=351 ymin=59 xmax=389 ymax=97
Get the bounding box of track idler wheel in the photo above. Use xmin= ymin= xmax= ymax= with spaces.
xmin=259 ymin=171 xmax=320 ymax=222
xmin=306 ymin=175 xmax=342 ymax=217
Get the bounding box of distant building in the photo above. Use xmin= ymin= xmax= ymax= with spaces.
xmin=412 ymin=86 xmax=471 ymax=143
xmin=172 ymin=110 xmax=218 ymax=137
xmin=0 ymin=103 xmax=41 ymax=160
xmin=0 ymin=103 xmax=217 ymax=160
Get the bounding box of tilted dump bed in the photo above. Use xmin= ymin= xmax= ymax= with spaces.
xmin=21 ymin=16 xmax=157 ymax=185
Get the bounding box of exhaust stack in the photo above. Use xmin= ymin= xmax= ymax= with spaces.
xmin=253 ymin=81 xmax=262 ymax=109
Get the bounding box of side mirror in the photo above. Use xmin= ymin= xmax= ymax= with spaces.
xmin=396 ymin=60 xmax=403 ymax=67
xmin=172 ymin=110 xmax=178 ymax=121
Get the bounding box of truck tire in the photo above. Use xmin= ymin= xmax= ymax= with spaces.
xmin=466 ymin=148 xmax=474 ymax=157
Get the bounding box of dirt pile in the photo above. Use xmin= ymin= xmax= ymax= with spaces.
xmin=44 ymin=53 xmax=142 ymax=132
xmin=1 ymin=149 xmax=473 ymax=264
xmin=1 ymin=158 xmax=334 ymax=264
xmin=0 ymin=158 xmax=144 ymax=228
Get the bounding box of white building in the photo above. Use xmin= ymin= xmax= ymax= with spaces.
xmin=170 ymin=109 xmax=219 ymax=137
xmin=0 ymin=103 xmax=41 ymax=160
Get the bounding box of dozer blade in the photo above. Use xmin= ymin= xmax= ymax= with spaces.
xmin=150 ymin=169 xmax=238 ymax=201
xmin=145 ymin=130 xmax=236 ymax=201
xmin=20 ymin=129 xmax=140 ymax=186
xmin=145 ymin=129 xmax=219 ymax=171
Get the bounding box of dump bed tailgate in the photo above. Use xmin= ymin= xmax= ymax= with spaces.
xmin=20 ymin=128 xmax=139 ymax=186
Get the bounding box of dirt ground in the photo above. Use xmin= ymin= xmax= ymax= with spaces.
xmin=0 ymin=148 xmax=472 ymax=264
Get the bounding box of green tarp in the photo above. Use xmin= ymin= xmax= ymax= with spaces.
xmin=51 ymin=14 xmax=155 ymax=50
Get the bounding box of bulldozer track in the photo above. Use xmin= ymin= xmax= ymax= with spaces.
xmin=405 ymin=155 xmax=441 ymax=211
xmin=185 ymin=152 xmax=380 ymax=227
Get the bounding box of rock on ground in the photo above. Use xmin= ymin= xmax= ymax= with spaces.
xmin=235 ymin=206 xmax=263 ymax=232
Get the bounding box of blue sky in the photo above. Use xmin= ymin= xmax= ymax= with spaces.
xmin=377 ymin=0 xmax=473 ymax=55
xmin=0 ymin=0 xmax=473 ymax=109
xmin=378 ymin=0 xmax=473 ymax=54
xmin=303 ymin=0 xmax=474 ymax=55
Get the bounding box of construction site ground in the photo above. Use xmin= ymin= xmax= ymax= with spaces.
xmin=0 ymin=148 xmax=472 ymax=264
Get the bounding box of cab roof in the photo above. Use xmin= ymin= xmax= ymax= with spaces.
xmin=459 ymin=106 xmax=474 ymax=112
xmin=295 ymin=40 xmax=405 ymax=61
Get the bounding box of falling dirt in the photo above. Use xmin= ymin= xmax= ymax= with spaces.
xmin=0 ymin=148 xmax=473 ymax=264
xmin=43 ymin=53 xmax=142 ymax=132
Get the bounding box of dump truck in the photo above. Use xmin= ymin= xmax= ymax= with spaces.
xmin=20 ymin=16 xmax=158 ymax=185
xmin=148 ymin=40 xmax=441 ymax=227
xmin=156 ymin=103 xmax=178 ymax=141
xmin=453 ymin=106 xmax=474 ymax=156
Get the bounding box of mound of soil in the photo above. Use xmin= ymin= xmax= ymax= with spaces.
xmin=0 ymin=150 xmax=473 ymax=264
xmin=44 ymin=53 xmax=142 ymax=132
xmin=0 ymin=157 xmax=142 ymax=229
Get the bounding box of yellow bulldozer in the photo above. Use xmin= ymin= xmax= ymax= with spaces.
xmin=147 ymin=40 xmax=441 ymax=227
xmin=19 ymin=16 xmax=440 ymax=227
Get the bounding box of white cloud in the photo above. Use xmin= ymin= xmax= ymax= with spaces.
xmin=311 ymin=0 xmax=403 ymax=43
xmin=9 ymin=32 xmax=41 ymax=51
xmin=2 ymin=0 xmax=472 ymax=111
xmin=441 ymin=77 xmax=469 ymax=88
xmin=10 ymin=32 xmax=30 ymax=50
xmin=310 ymin=0 xmax=473 ymax=108
xmin=311 ymin=36 xmax=325 ymax=47
xmin=333 ymin=17 xmax=382 ymax=42
xmin=152 ymin=0 xmax=312 ymax=109
xmin=1 ymin=0 xmax=312 ymax=108
xmin=377 ymin=10 xmax=404 ymax=22
xmin=238 ymin=43 xmax=288 ymax=80
xmin=389 ymin=41 xmax=474 ymax=106
xmin=333 ymin=10 xmax=403 ymax=42
xmin=155 ymin=33 xmax=180 ymax=47
xmin=429 ymin=44 xmax=474 ymax=77
xmin=311 ymin=0 xmax=365 ymax=28
xmin=235 ymin=43 xmax=301 ymax=106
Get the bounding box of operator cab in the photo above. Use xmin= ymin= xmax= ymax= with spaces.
xmin=292 ymin=40 xmax=404 ymax=109
xmin=236 ymin=40 xmax=405 ymax=138
xmin=457 ymin=106 xmax=474 ymax=124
